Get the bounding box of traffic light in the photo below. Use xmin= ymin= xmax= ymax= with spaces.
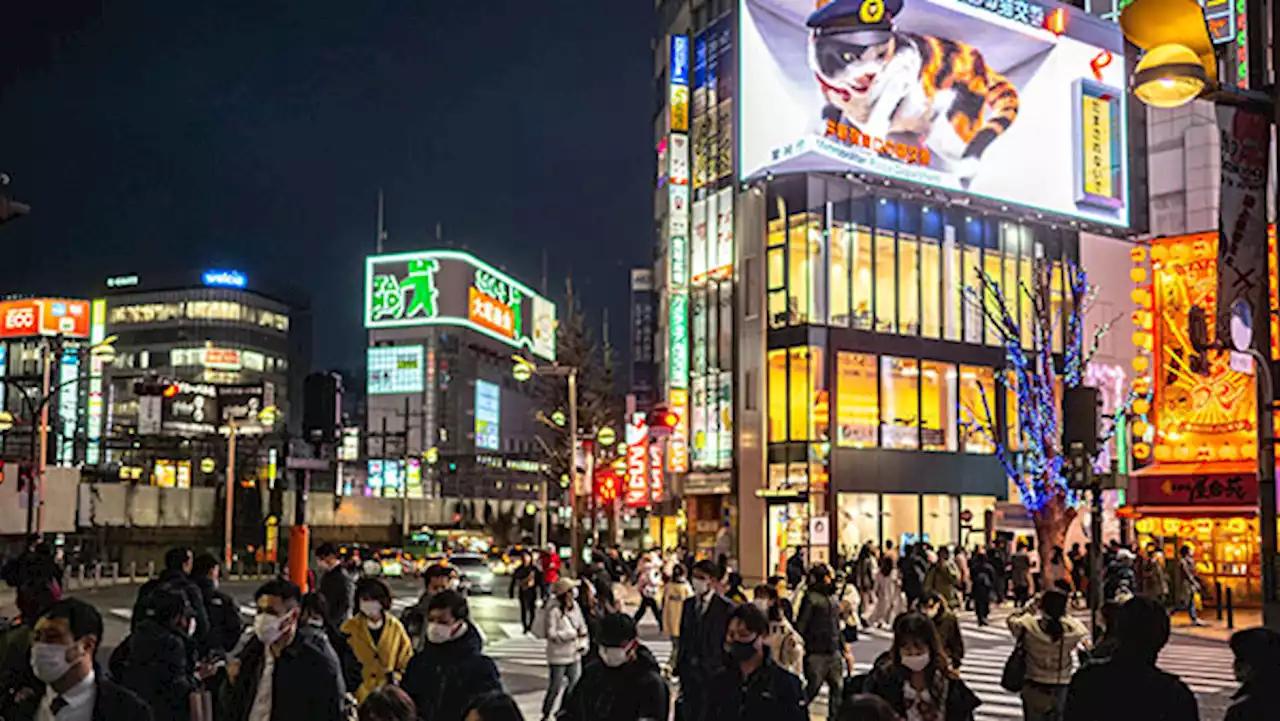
xmin=304 ymin=372 xmax=344 ymax=445
xmin=134 ymin=379 xmax=180 ymax=397
xmin=651 ymin=405 xmax=679 ymax=430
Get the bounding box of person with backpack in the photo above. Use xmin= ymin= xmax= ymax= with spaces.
xmin=1008 ymin=589 xmax=1088 ymax=721
xmin=924 ymin=547 xmax=962 ymax=612
xmin=920 ymin=592 xmax=964 ymax=670
xmin=132 ymin=548 xmax=209 ymax=651
xmin=538 ymin=578 xmax=588 ymax=720
xmin=967 ymin=551 xmax=995 ymax=627
xmin=509 ymin=552 xmax=540 ymax=634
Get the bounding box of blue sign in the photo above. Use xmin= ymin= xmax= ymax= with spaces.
xmin=670 ymin=35 xmax=689 ymax=87
xmin=203 ymin=269 xmax=247 ymax=288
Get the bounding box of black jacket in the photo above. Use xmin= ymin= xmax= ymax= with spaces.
xmin=194 ymin=577 xmax=244 ymax=656
xmin=900 ymin=555 xmax=927 ymax=599
xmin=557 ymin=644 xmax=669 ymax=721
xmin=219 ymin=626 xmax=346 ymax=721
xmin=863 ymin=661 xmax=981 ymax=721
xmin=930 ymin=611 xmax=965 ymax=668
xmin=1063 ymin=653 xmax=1198 ymax=721
xmin=509 ymin=564 xmax=538 ymax=597
xmin=117 ymin=620 xmax=198 ymax=721
xmin=1225 ymin=676 xmax=1280 ymax=721
xmin=796 ymin=589 xmax=841 ymax=655
xmin=698 ymin=652 xmax=807 ymax=721
xmin=675 ymin=593 xmax=733 ymax=686
xmin=315 ymin=621 xmax=364 ymax=693
xmin=0 ymin=671 xmax=155 ymax=721
xmin=133 ymin=569 xmax=210 ymax=648
xmin=318 ymin=566 xmax=354 ymax=625
xmin=401 ymin=622 xmax=502 ymax=721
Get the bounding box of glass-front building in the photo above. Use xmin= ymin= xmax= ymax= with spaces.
xmin=745 ymin=176 xmax=1079 ymax=575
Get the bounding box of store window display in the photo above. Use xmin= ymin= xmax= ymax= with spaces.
xmin=1135 ymin=516 xmax=1260 ymax=604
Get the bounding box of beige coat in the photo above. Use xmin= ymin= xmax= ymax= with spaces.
xmin=662 ymin=580 xmax=692 ymax=637
xmin=766 ymin=618 xmax=805 ymax=679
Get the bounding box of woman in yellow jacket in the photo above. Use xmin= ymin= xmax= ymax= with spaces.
xmin=340 ymin=577 xmax=413 ymax=702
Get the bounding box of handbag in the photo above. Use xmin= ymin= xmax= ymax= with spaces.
xmin=1000 ymin=631 xmax=1028 ymax=692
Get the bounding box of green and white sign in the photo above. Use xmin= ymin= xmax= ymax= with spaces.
xmin=365 ymin=250 xmax=556 ymax=361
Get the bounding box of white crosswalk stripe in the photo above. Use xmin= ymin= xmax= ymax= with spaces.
xmin=485 ymin=635 xmax=677 ymax=668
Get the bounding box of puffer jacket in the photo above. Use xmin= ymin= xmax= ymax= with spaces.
xmin=545 ymin=600 xmax=588 ymax=665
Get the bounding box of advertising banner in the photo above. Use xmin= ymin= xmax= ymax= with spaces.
xmin=692 ymin=199 xmax=709 ymax=282
xmin=1215 ymin=104 xmax=1271 ymax=347
xmin=630 ymin=271 xmax=657 ymax=400
xmin=366 ymin=250 xmax=556 ymax=361
xmin=0 ymin=299 xmax=91 ymax=340
xmin=648 ymin=442 xmax=666 ymax=503
xmin=691 ymin=376 xmax=708 ymax=467
xmin=163 ymin=381 xmax=218 ymax=436
xmin=368 ymin=346 xmax=426 ymax=395
xmin=714 ymin=187 xmax=734 ymax=274
xmin=625 ymin=420 xmax=651 ymax=508
xmin=474 ymin=379 xmax=501 ymax=451
xmin=716 ymin=369 xmax=734 ymax=469
xmin=740 ymin=0 xmax=1129 ymax=227
xmin=669 ymin=294 xmax=689 ymax=389
xmin=668 ymin=387 xmax=690 ymax=472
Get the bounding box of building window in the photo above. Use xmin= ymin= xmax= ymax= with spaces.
xmin=882 ymin=493 xmax=921 ymax=547
xmin=880 ymin=356 xmax=918 ymax=450
xmin=768 ymin=349 xmax=787 ymax=442
xmin=944 ymin=224 xmax=961 ymax=342
xmin=920 ymin=220 xmax=941 ymax=339
xmin=836 ymin=351 xmax=877 ymax=448
xmin=962 ymin=243 xmax=982 ymax=344
xmin=959 ymin=364 xmax=996 ymax=454
xmin=830 ymin=222 xmax=851 ymax=328
xmin=921 ymin=360 xmax=957 ymax=452
xmin=789 ymin=346 xmax=815 ymax=441
xmin=922 ymin=495 xmax=954 ymax=546
xmin=1005 ymin=370 xmax=1020 ymax=450
xmin=852 ymin=222 xmax=873 ymax=331
xmin=788 ymin=213 xmax=817 ymax=325
xmin=874 ymin=200 xmax=896 ymax=333
xmin=837 ymin=493 xmax=880 ymax=554
xmin=983 ymin=246 xmax=1002 ymax=347
xmin=1051 ymin=260 xmax=1066 ymax=353
xmin=768 ymin=220 xmax=787 ymax=329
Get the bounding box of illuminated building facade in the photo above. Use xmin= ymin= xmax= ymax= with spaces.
xmin=1125 ymin=231 xmax=1277 ymax=604
xmin=655 ymin=0 xmax=1146 ymax=577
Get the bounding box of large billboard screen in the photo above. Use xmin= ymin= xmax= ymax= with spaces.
xmin=365 ymin=250 xmax=557 ymax=361
xmin=740 ymin=0 xmax=1130 ymax=227
xmin=474 ymin=379 xmax=501 ymax=451
xmin=368 ymin=346 xmax=426 ymax=395
xmin=0 ymin=298 xmax=91 ymax=339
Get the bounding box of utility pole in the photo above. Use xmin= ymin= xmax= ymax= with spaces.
xmin=568 ymin=368 xmax=579 ymax=573
xmin=224 ymin=418 xmax=237 ymax=571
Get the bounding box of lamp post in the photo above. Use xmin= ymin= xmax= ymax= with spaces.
xmin=1121 ymin=0 xmax=1278 ymax=629
xmin=513 ymin=355 xmax=580 ymax=574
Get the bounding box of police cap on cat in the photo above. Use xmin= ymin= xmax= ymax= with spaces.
xmin=807 ymin=0 xmax=905 ymax=44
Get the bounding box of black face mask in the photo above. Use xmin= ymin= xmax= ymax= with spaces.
xmin=727 ymin=640 xmax=759 ymax=663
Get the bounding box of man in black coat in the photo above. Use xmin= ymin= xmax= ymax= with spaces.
xmin=898 ymin=545 xmax=927 ymax=609
xmin=220 ymin=579 xmax=346 ymax=721
xmin=116 ymin=589 xmax=208 ymax=721
xmin=315 ymin=542 xmax=354 ymax=625
xmin=675 ymin=559 xmax=735 ymax=721
xmin=132 ymin=547 xmax=210 ymax=649
xmin=557 ymin=613 xmax=668 ymax=721
xmin=401 ymin=590 xmax=502 ymax=721
xmin=190 ymin=553 xmax=244 ymax=656
xmin=1064 ymin=596 xmax=1198 ymax=721
xmin=700 ymin=603 xmax=806 ymax=721
xmin=1225 ymin=627 xmax=1280 ymax=721
xmin=22 ymin=598 xmax=155 ymax=721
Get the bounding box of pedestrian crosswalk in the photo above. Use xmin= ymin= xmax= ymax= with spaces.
xmin=108 ymin=595 xmax=422 ymax=624
xmin=485 ymin=633 xmax=677 ymax=668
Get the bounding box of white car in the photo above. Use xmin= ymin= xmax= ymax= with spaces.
xmin=451 ymin=554 xmax=496 ymax=595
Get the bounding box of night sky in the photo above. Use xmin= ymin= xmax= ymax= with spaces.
xmin=0 ymin=2 xmax=655 ymax=373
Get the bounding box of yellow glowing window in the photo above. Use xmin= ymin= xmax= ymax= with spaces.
xmin=921 ymin=360 xmax=957 ymax=451
xmin=768 ymin=349 xmax=787 ymax=443
xmin=852 ymin=226 xmax=873 ymax=331
xmin=836 ymin=351 xmax=878 ymax=448
xmin=881 ymin=356 xmax=919 ymax=450
xmin=960 ymin=365 xmax=996 ymax=454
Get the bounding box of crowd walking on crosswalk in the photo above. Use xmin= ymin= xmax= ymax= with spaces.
xmin=0 ymin=538 xmax=1278 ymax=720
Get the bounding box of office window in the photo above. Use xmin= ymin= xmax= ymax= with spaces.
xmin=1020 ymin=251 xmax=1034 ymax=349
xmin=768 ymin=349 xmax=787 ymax=442
xmin=959 ymin=365 xmax=996 ymax=454
xmin=880 ymin=356 xmax=919 ymax=450
xmin=788 ymin=213 xmax=818 ymax=325
xmin=921 ymin=237 xmax=941 ymax=339
xmin=768 ymin=220 xmax=787 ymax=329
xmin=836 ymin=351 xmax=878 ymax=448
xmin=899 ymin=233 xmax=919 ymax=336
xmin=789 ymin=346 xmax=822 ymax=441
xmin=984 ymin=248 xmax=1002 ymax=346
xmin=963 ymin=245 xmax=982 ymax=344
xmin=883 ymin=494 xmax=921 ymax=548
xmin=922 ymin=495 xmax=954 ymax=546
xmin=944 ymin=226 xmax=961 ymax=342
xmin=830 ymin=223 xmax=851 ymax=327
xmin=852 ymin=224 xmax=874 ymax=331
xmin=875 ymin=228 xmax=896 ymax=333
xmin=921 ymin=360 xmax=957 ymax=451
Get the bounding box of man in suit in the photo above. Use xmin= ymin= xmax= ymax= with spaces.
xmin=26 ymin=598 xmax=153 ymax=721
xmin=675 ymin=559 xmax=735 ymax=721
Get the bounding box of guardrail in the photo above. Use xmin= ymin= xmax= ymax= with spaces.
xmin=59 ymin=560 xmax=283 ymax=592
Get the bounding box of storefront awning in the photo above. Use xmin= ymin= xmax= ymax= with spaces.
xmin=1125 ymin=462 xmax=1261 ymax=510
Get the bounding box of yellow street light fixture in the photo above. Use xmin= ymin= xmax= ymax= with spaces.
xmin=1120 ymin=0 xmax=1217 ymax=109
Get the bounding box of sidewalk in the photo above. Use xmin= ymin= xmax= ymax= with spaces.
xmin=1170 ymin=607 xmax=1261 ymax=642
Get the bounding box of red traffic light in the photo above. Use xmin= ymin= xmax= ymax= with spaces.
xmin=162 ymin=383 xmax=180 ymax=398
xmin=651 ymin=405 xmax=679 ymax=429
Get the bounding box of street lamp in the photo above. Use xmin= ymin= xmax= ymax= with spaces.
xmin=1122 ymin=0 xmax=1278 ymax=629
xmin=512 ymin=354 xmax=580 ymax=571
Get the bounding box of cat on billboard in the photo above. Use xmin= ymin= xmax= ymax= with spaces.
xmin=740 ymin=0 xmax=1130 ymax=227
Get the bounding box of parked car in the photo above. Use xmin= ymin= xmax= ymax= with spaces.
xmin=451 ymin=554 xmax=496 ymax=594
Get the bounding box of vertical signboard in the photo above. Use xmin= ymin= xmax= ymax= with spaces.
xmin=1216 ymin=104 xmax=1271 ymax=344
xmin=474 ymin=380 xmax=501 ymax=451
xmin=624 ymin=419 xmax=651 ymax=508
xmin=630 ymin=270 xmax=657 ymax=405
xmin=58 ymin=348 xmax=79 ymax=464
xmin=668 ymin=388 xmax=690 ymax=472
xmin=649 ymin=442 xmax=665 ymax=504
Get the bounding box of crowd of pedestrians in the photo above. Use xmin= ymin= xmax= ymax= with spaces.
xmin=0 ymin=537 xmax=1277 ymax=720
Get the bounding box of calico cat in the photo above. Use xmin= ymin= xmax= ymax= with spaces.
xmin=810 ymin=29 xmax=1019 ymax=184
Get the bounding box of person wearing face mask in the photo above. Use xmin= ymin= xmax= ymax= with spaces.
xmin=341 ymin=578 xmax=413 ymax=703
xmin=752 ymin=584 xmax=804 ymax=679
xmin=555 ymin=613 xmax=668 ymax=721
xmin=538 ymin=578 xmax=588 ymax=721
xmin=116 ymin=589 xmax=216 ymax=721
xmin=23 ymin=599 xmax=153 ymax=721
xmin=797 ymin=564 xmax=854 ymax=719
xmin=220 ymin=578 xmax=346 ymax=721
xmin=404 ymin=564 xmax=457 ymax=651
xmin=0 ymin=578 xmax=62 ymax=719
xmin=863 ymin=612 xmax=980 ymax=721
xmin=661 ymin=564 xmax=692 ymax=669
xmin=701 ymin=603 xmax=806 ymax=721
xmin=918 ymin=593 xmax=963 ymax=670
xmin=401 ymin=590 xmax=502 ymax=721
xmin=674 ymin=559 xmax=733 ymax=721
xmin=1224 ymin=627 xmax=1280 ymax=721
xmin=190 ymin=553 xmax=243 ymax=657
xmin=300 ymin=593 xmax=364 ymax=697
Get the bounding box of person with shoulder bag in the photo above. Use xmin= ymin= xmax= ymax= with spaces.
xmin=1006 ymin=590 xmax=1087 ymax=721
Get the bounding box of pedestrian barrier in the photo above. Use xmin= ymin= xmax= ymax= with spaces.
xmin=1226 ymin=587 xmax=1235 ymax=629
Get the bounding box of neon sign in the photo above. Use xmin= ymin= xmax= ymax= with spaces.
xmin=202 ymin=270 xmax=246 ymax=288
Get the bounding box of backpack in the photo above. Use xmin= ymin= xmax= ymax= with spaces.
xmin=532 ymin=604 xmax=550 ymax=640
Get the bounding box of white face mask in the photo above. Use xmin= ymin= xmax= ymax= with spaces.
xmin=360 ymin=600 xmax=384 ymax=620
xmin=692 ymin=578 xmax=711 ymax=596
xmin=599 ymin=646 xmax=631 ymax=668
xmin=426 ymin=621 xmax=463 ymax=645
xmin=187 ymin=618 xmax=197 ymax=637
xmin=900 ymin=651 xmax=931 ymax=672
xmin=753 ymin=600 xmax=771 ymax=613
xmin=30 ymin=642 xmax=76 ymax=683
xmin=253 ymin=613 xmax=285 ymax=645
xmin=447 ymin=578 xmax=461 ymax=590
